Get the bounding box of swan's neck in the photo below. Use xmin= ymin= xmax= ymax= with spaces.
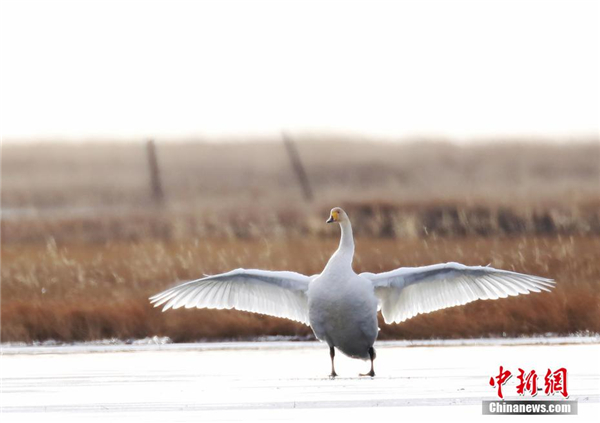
xmin=325 ymin=219 xmax=355 ymax=271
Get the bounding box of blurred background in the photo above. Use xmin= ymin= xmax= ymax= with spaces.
xmin=1 ymin=0 xmax=598 ymax=344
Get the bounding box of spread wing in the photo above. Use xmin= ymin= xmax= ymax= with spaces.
xmin=149 ymin=268 xmax=312 ymax=324
xmin=360 ymin=262 xmax=554 ymax=324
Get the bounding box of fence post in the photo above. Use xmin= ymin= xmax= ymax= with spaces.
xmin=146 ymin=139 xmax=164 ymax=206
xmin=282 ymin=132 xmax=314 ymax=202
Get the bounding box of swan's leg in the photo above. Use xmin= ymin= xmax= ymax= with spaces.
xmin=329 ymin=346 xmax=338 ymax=378
xmin=360 ymin=347 xmax=376 ymax=377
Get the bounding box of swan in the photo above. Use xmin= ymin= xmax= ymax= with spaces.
xmin=149 ymin=207 xmax=554 ymax=377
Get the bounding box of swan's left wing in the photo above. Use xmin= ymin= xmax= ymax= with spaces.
xmin=360 ymin=262 xmax=554 ymax=324
xmin=149 ymin=268 xmax=312 ymax=324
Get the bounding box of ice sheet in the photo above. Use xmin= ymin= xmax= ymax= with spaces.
xmin=1 ymin=339 xmax=599 ymax=422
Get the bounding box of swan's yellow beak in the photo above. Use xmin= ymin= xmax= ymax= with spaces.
xmin=326 ymin=210 xmax=339 ymax=223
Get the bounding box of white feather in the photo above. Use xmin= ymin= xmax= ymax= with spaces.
xmin=360 ymin=262 xmax=555 ymax=323
xmin=149 ymin=268 xmax=311 ymax=324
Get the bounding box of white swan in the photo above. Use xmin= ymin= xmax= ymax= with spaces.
xmin=149 ymin=207 xmax=554 ymax=377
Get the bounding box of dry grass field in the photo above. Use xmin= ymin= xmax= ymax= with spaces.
xmin=2 ymin=235 xmax=599 ymax=343
xmin=1 ymin=138 xmax=599 ymax=343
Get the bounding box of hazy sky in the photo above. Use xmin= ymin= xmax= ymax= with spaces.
xmin=1 ymin=0 xmax=598 ymax=141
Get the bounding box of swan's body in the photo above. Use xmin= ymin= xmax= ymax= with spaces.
xmin=308 ymin=211 xmax=378 ymax=363
xmin=150 ymin=207 xmax=554 ymax=377
xmin=309 ymin=272 xmax=378 ymax=360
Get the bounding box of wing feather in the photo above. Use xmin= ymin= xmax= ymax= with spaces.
xmin=149 ymin=268 xmax=311 ymax=324
xmin=362 ymin=262 xmax=554 ymax=324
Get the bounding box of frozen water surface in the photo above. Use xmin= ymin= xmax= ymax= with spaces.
xmin=1 ymin=338 xmax=599 ymax=422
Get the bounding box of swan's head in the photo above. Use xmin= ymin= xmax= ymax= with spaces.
xmin=326 ymin=207 xmax=348 ymax=224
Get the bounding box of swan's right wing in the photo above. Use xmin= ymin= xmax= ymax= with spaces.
xmin=361 ymin=262 xmax=554 ymax=324
xmin=149 ymin=268 xmax=312 ymax=324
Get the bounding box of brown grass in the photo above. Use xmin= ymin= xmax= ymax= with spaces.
xmin=2 ymin=235 xmax=598 ymax=343
xmin=2 ymin=200 xmax=600 ymax=245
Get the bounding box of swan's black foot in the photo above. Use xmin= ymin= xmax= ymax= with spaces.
xmin=360 ymin=347 xmax=376 ymax=377
xmin=329 ymin=346 xmax=338 ymax=379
